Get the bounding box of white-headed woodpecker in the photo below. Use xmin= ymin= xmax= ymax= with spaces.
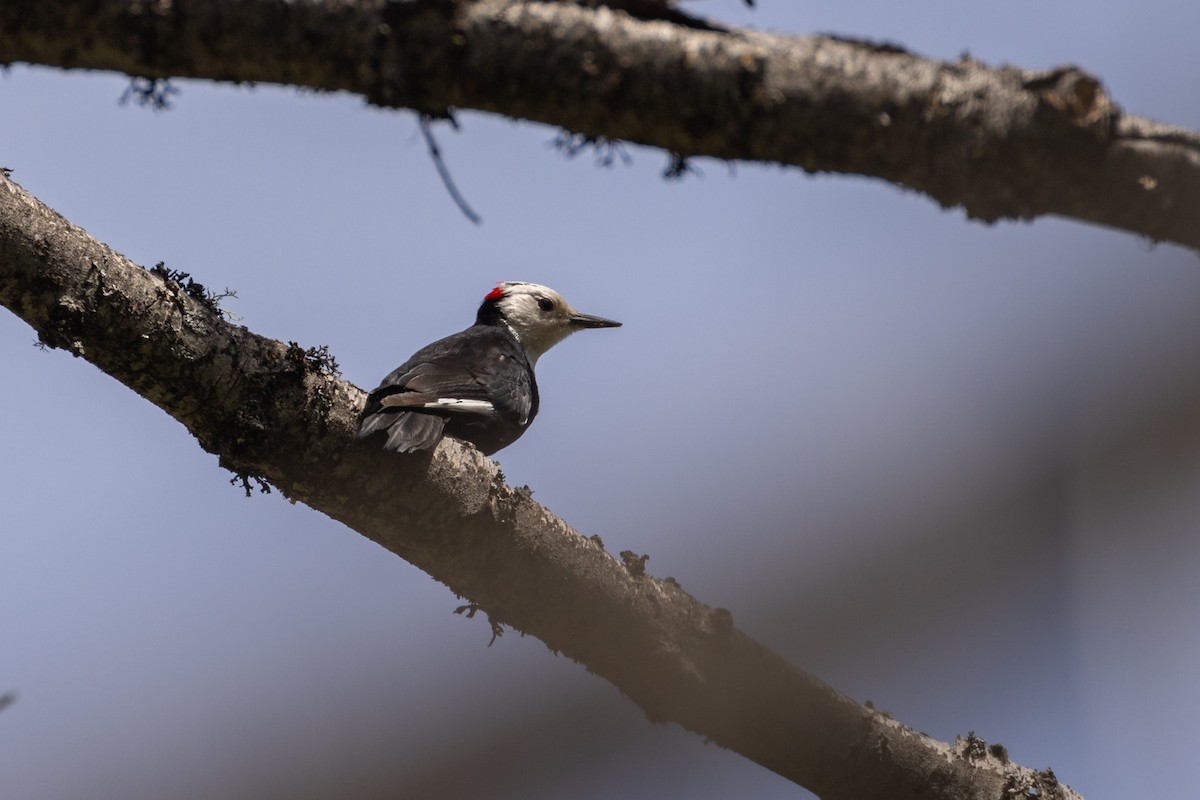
xmin=358 ymin=282 xmax=621 ymax=455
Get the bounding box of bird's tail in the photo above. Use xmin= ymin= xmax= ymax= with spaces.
xmin=358 ymin=409 xmax=448 ymax=453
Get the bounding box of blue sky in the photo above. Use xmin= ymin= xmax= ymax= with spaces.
xmin=4 ymin=2 xmax=1200 ymax=798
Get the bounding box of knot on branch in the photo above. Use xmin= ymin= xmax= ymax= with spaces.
xmin=1024 ymin=66 xmax=1118 ymax=137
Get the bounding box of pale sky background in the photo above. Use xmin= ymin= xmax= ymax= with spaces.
xmin=4 ymin=2 xmax=1200 ymax=798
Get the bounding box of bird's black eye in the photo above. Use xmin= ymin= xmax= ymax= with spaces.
xmin=537 ymin=297 xmax=555 ymax=312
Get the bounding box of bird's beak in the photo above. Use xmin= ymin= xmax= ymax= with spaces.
xmin=569 ymin=312 xmax=622 ymax=329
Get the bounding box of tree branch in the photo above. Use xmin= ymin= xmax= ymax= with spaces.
xmin=1 ymin=173 xmax=1081 ymax=798
xmin=2 ymin=0 xmax=1198 ymax=251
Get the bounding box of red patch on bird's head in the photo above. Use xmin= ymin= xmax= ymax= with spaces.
xmin=485 ymin=285 xmax=506 ymax=301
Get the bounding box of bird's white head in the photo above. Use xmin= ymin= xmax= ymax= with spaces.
xmin=477 ymin=282 xmax=621 ymax=365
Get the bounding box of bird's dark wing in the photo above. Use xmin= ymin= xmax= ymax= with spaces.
xmin=389 ymin=360 xmax=497 ymax=406
xmin=358 ymin=326 xmax=536 ymax=454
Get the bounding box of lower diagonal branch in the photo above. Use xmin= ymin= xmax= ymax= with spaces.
xmin=0 ymin=173 xmax=1082 ymax=798
xmin=2 ymin=173 xmax=1089 ymax=796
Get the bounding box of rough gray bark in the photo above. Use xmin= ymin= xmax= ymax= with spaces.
xmin=0 ymin=173 xmax=1082 ymax=798
xmin=1 ymin=0 xmax=1198 ymax=252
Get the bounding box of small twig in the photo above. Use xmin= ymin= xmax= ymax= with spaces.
xmin=418 ymin=114 xmax=482 ymax=225
xmin=228 ymin=472 xmax=273 ymax=497
xmin=552 ymin=130 xmax=633 ymax=167
xmin=662 ymin=152 xmax=702 ymax=180
xmin=454 ymin=603 xmax=505 ymax=646
xmin=119 ymin=77 xmax=180 ymax=111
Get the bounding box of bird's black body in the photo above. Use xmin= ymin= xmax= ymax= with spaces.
xmin=357 ymin=282 xmax=619 ymax=456
xmin=358 ymin=324 xmax=538 ymax=456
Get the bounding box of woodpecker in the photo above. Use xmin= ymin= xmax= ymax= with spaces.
xmin=357 ymin=282 xmax=621 ymax=456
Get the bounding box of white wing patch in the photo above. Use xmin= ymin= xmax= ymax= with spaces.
xmin=424 ymin=398 xmax=496 ymax=415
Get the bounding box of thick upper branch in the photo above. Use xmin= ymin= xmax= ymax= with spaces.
xmin=1 ymin=0 xmax=1198 ymax=251
xmin=0 ymin=172 xmax=1082 ymax=798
